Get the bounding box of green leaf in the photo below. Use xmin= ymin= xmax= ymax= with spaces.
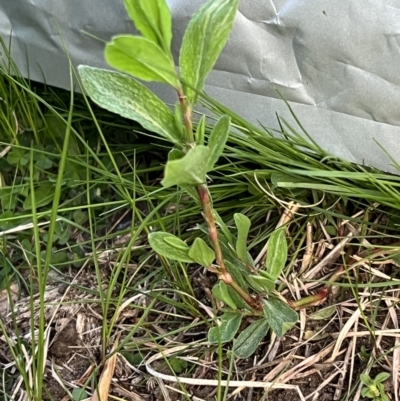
xmin=1 ymin=188 xmax=18 ymax=210
xmin=168 ymin=357 xmax=188 ymax=374
xmin=23 ymin=182 xmax=54 ymax=210
xmin=123 ymin=0 xmax=172 ymax=54
xmin=214 ymin=210 xmax=234 ymax=246
xmin=381 ymin=393 xmax=389 ymax=401
xmin=6 ymin=147 xmax=23 ymax=165
xmin=246 ymin=275 xmax=275 ymax=293
xmin=35 ymin=156 xmax=53 ymax=170
xmin=163 ymin=236 xmax=189 ymax=251
xmin=234 ymin=213 xmax=251 ymax=263
xmin=212 ymin=281 xmax=237 ymax=310
xmin=179 ymin=0 xmax=239 ymax=104
xmin=105 ymin=36 xmax=179 ymax=88
xmin=360 ymin=374 xmax=373 ymax=386
xmin=262 ymin=297 xmax=297 ymax=338
xmin=309 ymin=306 xmax=336 ymax=320
xmin=196 ymin=115 xmax=206 ymax=146
xmin=225 ymin=260 xmax=249 ymax=309
xmin=167 ymin=149 xmax=199 ymax=199
xmin=233 ymin=318 xmax=269 ymax=358
xmin=73 ymin=210 xmax=87 ymax=226
xmin=168 ymin=148 xmax=185 ymax=161
xmin=188 ymin=237 xmax=215 ymax=267
xmin=266 ymin=228 xmax=287 ymax=280
xmin=206 ymin=115 xmax=230 ymax=171
xmin=208 ymin=313 xmax=242 ymax=343
xmin=78 ymin=66 xmax=179 ymax=144
xmin=162 ymin=145 xmax=210 ymax=187
xmin=120 ymin=351 xmax=144 ymax=366
xmin=375 ymin=372 xmax=390 ymax=383
xmin=72 ymin=388 xmax=89 ymax=401
xmin=148 ymin=232 xmax=194 ymax=263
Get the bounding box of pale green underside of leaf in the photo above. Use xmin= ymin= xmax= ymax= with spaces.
xmin=148 ymin=232 xmax=193 ymax=263
xmin=188 ymin=237 xmax=215 ymax=267
xmin=78 ymin=66 xmax=179 ymax=144
xmin=162 ymin=146 xmax=210 ymax=187
xmin=196 ymin=114 xmax=206 ymax=146
xmin=123 ymin=0 xmax=172 ymax=53
xmin=105 ymin=36 xmax=179 ymax=88
xmin=179 ymin=0 xmax=239 ymax=104
xmin=207 ymin=114 xmax=230 ymax=171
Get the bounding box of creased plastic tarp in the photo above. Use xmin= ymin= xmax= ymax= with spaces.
xmin=1 ymin=0 xmax=400 ymax=173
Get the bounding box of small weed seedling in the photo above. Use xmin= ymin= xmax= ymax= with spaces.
xmin=78 ymin=0 xmax=298 ymax=356
xmin=360 ymin=372 xmax=391 ymax=401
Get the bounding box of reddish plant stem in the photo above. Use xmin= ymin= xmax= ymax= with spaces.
xmin=196 ymin=185 xmax=228 ymax=276
xmin=177 ymin=89 xmax=261 ymax=310
xmin=197 ymin=185 xmax=262 ymax=310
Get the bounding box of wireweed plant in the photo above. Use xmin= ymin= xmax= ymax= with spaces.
xmin=78 ymin=0 xmax=298 ymax=356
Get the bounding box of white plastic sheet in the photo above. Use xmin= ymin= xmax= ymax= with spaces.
xmin=1 ymin=0 xmax=400 ymax=172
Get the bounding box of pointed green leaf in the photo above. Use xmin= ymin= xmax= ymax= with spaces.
xmin=148 ymin=232 xmax=193 ymax=263
xmin=196 ymin=115 xmax=206 ymax=146
xmin=163 ymin=236 xmax=190 ymax=251
xmin=123 ymin=0 xmax=172 ymax=54
xmin=188 ymin=237 xmax=215 ymax=267
xmin=225 ymin=260 xmax=249 ymax=309
xmin=220 ymin=243 xmax=249 ymax=275
xmin=234 ymin=213 xmax=251 ymax=262
xmin=360 ymin=374 xmax=373 ymax=386
xmin=266 ymin=228 xmax=287 ymax=280
xmin=214 ymin=210 xmax=234 ymax=246
xmin=179 ymin=0 xmax=239 ymax=104
xmin=208 ymin=313 xmax=242 ymax=343
xmin=78 ymin=66 xmax=179 ymax=144
xmin=225 ymin=260 xmax=249 ymax=288
xmin=233 ymin=318 xmax=269 ymax=358
xmin=168 ymin=150 xmax=199 ymax=199
xmin=375 ymin=372 xmax=390 ymax=383
xmin=168 ymin=148 xmax=185 ymax=161
xmin=226 ymin=286 xmax=248 ymax=310
xmin=246 ymin=275 xmax=275 ymax=293
xmin=309 ymin=306 xmax=336 ymax=320
xmin=105 ymin=36 xmax=179 ymax=88
xmin=206 ymin=115 xmax=230 ymax=171
xmin=262 ymin=297 xmax=297 ymax=338
xmin=212 ymin=281 xmax=237 ymax=310
xmin=162 ymin=145 xmax=210 ymax=187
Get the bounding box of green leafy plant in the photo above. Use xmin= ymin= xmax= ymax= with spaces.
xmin=360 ymin=372 xmax=391 ymax=401
xmin=78 ymin=0 xmax=298 ymax=357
